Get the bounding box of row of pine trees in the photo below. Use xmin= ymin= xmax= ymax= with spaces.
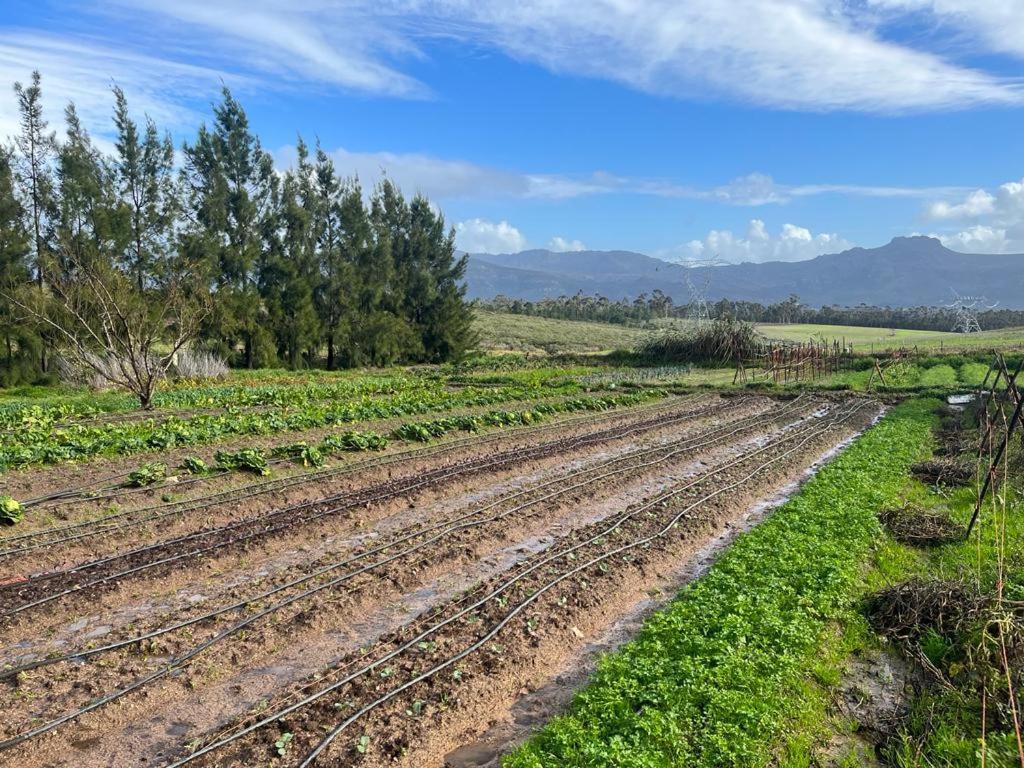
xmin=0 ymin=73 xmax=475 ymax=384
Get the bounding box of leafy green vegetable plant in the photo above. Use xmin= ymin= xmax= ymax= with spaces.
xmin=215 ymin=448 xmax=270 ymax=476
xmin=0 ymin=496 xmax=23 ymax=525
xmin=125 ymin=462 xmax=166 ymax=487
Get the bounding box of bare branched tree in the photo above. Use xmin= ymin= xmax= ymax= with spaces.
xmin=3 ymin=256 xmax=207 ymax=408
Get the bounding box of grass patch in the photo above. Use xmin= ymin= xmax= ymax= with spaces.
xmin=776 ymin=403 xmax=1024 ymax=768
xmin=756 ymin=323 xmax=1024 ymax=353
xmin=473 ymin=311 xmax=652 ymax=355
xmin=504 ymin=399 xmax=936 ymax=768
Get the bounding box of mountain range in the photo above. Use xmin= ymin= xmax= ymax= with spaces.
xmin=465 ymin=236 xmax=1024 ymax=309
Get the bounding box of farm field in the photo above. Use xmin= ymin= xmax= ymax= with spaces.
xmin=756 ymin=322 xmax=1024 ymax=352
xmin=473 ymin=310 xmax=650 ymax=354
xmin=0 ymin=369 xmax=882 ymax=768
xmin=473 ymin=311 xmax=1023 ymax=358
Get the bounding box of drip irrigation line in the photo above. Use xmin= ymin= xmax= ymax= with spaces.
xmin=1 ymin=395 xmax=805 ymax=678
xmin=1 ymin=396 xmax=727 ymax=613
xmin=1 ymin=394 xmax=695 ymax=553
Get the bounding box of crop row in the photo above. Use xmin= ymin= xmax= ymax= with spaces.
xmin=0 ymin=373 xmax=431 ymax=431
xmin=0 ymin=381 xmax=595 ymax=470
xmin=113 ymin=391 xmax=669 ymax=490
xmin=505 ymin=399 xmax=935 ymax=768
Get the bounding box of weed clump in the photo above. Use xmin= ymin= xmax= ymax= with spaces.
xmin=879 ymin=505 xmax=966 ymax=547
xmin=634 ymin=318 xmax=762 ymax=366
xmin=910 ymin=458 xmax=973 ymax=487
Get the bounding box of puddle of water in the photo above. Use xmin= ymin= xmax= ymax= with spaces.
xmin=947 ymin=393 xmax=976 ymax=406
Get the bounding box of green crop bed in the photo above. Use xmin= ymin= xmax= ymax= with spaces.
xmin=0 ymin=380 xmax=590 ymax=470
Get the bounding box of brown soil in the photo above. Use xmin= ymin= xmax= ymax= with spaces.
xmin=0 ymin=394 xmax=880 ymax=768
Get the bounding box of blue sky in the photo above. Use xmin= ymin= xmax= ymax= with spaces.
xmin=2 ymin=0 xmax=1024 ymax=261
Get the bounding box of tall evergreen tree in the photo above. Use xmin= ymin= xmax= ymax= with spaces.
xmin=182 ymin=87 xmax=274 ymax=367
xmin=0 ymin=146 xmax=34 ymax=380
xmin=12 ymin=71 xmax=54 ymax=290
xmin=12 ymin=71 xmax=56 ymax=372
xmin=262 ymin=139 xmax=320 ymax=368
xmin=53 ymin=104 xmax=114 ymax=275
xmin=312 ymin=145 xmax=353 ymax=370
xmin=111 ymin=86 xmax=177 ymax=290
xmin=405 ymin=194 xmax=475 ymax=361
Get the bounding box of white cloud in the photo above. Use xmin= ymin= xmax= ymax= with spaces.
xmin=867 ymin=0 xmax=1024 ymax=59
xmin=417 ymin=0 xmax=1021 ymax=112
xmin=549 ymin=236 xmax=586 ymax=252
xmin=927 ymin=188 xmax=998 ymax=220
xmin=107 ymin=0 xmax=427 ymax=98
xmin=0 ymin=32 xmax=235 ymax=145
xmin=273 ymin=146 xmax=967 ymax=209
xmin=922 ymin=178 xmax=1024 ymax=253
xmin=668 ymin=219 xmax=853 ymax=263
xmin=3 ymin=0 xmax=1017 ymax=132
xmin=455 ymin=218 xmax=527 ymax=253
xmin=936 ymin=225 xmax=1012 ymax=253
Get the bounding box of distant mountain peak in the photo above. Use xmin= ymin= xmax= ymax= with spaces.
xmin=465 ymin=238 xmax=1024 ymax=308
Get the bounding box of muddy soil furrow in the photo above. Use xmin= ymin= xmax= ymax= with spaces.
xmin=0 ymin=395 xmax=771 ymax=614
xmin=0 ymin=396 xmax=792 ymax=661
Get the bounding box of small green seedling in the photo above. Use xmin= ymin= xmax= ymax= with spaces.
xmin=355 ymin=735 xmax=370 ymax=754
xmin=274 ymin=732 xmax=293 ymax=756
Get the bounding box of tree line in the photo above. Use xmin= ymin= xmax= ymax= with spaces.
xmin=480 ymin=293 xmax=1024 ymax=332
xmin=0 ymin=72 xmax=475 ymax=390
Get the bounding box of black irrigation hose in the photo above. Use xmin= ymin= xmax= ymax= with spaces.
xmin=0 ymin=395 xmax=837 ymax=755
xmin=1 ymin=394 xmax=807 ymax=679
xmin=169 ymin=398 xmax=872 ymax=767
xmin=0 ymin=394 xmax=696 ymax=554
xmin=1 ymin=396 xmax=729 ymax=613
xmin=298 ymin=399 xmax=874 ymax=768
xmin=22 ymin=468 xmax=234 ymax=510
xmin=19 ymin=468 xmax=138 ymax=506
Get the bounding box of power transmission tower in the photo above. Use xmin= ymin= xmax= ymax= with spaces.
xmin=946 ymin=290 xmax=997 ymax=334
xmin=677 ymin=256 xmax=726 ymax=325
